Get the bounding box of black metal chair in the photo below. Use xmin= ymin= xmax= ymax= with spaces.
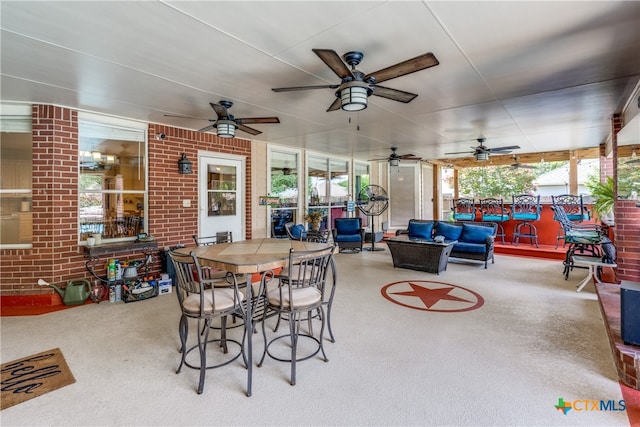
xmin=167 ymin=250 xmax=247 ymax=394
xmin=452 ymin=198 xmax=476 ymax=221
xmin=511 ymin=194 xmax=541 ymax=247
xmin=192 ymin=231 xmax=233 ymax=246
xmin=479 ymin=198 xmax=510 ymax=244
xmin=257 ymin=246 xmax=335 ymax=385
xmin=284 ymin=222 xmax=308 ymax=241
xmin=551 ymin=194 xmax=591 ymax=248
xmin=550 ymin=204 xmax=606 ymax=279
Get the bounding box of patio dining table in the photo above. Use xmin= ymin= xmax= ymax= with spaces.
xmin=175 ymin=238 xmax=332 ymax=396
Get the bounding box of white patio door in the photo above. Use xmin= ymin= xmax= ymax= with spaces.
xmin=198 ymin=153 xmax=244 ymax=241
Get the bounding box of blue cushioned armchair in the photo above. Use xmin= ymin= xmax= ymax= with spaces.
xmin=331 ymin=217 xmax=364 ymax=253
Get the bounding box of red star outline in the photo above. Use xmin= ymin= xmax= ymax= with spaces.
xmin=381 ymin=280 xmax=484 ymax=312
xmin=390 ymin=282 xmax=472 ymax=309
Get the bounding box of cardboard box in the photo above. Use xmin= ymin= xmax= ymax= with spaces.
xmin=158 ymin=279 xmax=172 ymax=295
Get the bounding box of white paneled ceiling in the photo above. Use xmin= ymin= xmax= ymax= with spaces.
xmin=1 ymin=1 xmax=639 ymax=163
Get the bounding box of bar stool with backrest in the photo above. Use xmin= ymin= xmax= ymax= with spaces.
xmin=511 ymin=194 xmax=541 ymax=247
xmin=167 ymin=250 xmax=247 ymax=394
xmin=550 ymin=204 xmax=605 ymax=279
xmin=192 ymin=231 xmax=244 ymax=284
xmin=452 ymin=198 xmax=476 ymax=221
xmin=551 ymin=194 xmax=591 ymax=248
xmin=479 ymin=198 xmax=510 ymax=244
xmin=257 ymin=246 xmax=335 ymax=385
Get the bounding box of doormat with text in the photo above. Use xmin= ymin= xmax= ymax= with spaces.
xmin=1 ymin=348 xmax=76 ymax=410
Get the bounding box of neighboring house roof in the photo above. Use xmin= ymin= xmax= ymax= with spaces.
xmin=533 ymin=159 xmax=599 ymax=186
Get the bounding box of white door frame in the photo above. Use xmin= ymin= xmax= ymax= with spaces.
xmin=198 ymin=150 xmax=246 ymax=241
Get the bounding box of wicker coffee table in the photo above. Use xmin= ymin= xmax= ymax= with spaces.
xmin=385 ymin=236 xmax=456 ymax=275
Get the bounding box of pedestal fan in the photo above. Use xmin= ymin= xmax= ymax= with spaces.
xmin=357 ymin=185 xmax=389 ymax=251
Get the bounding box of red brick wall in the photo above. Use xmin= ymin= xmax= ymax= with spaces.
xmin=148 ymin=123 xmax=252 ymax=249
xmin=615 ymin=201 xmax=640 ymax=281
xmin=0 ymin=106 xmax=252 ymax=297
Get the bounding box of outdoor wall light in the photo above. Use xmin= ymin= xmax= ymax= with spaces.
xmin=178 ymin=153 xmax=192 ymax=174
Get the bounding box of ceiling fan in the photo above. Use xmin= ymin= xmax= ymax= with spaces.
xmin=272 ymin=49 xmax=439 ymax=112
xmin=369 ymin=147 xmax=422 ymax=166
xmin=509 ymin=155 xmax=536 ymax=170
xmin=164 ymin=101 xmax=279 ymax=138
xmin=445 ymin=138 xmax=520 ymax=161
xmin=272 ymin=161 xmax=295 ymax=175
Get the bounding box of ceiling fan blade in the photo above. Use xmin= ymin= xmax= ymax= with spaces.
xmin=365 ymin=52 xmax=439 ymax=84
xmin=198 ymin=124 xmax=215 ymax=133
xmin=399 ymin=154 xmax=422 ymax=160
xmin=312 ymin=49 xmax=353 ymax=79
xmin=235 ymin=117 xmax=280 ymax=125
xmin=211 ymin=102 xmax=229 ymax=119
xmin=371 ymin=85 xmax=418 ymax=103
xmin=236 ymin=124 xmax=262 ymax=135
xmin=272 ymin=84 xmax=339 ymax=92
xmin=445 ymin=150 xmax=475 ymax=155
xmin=164 ymin=114 xmax=206 ymax=120
xmin=326 ymin=98 xmax=342 ymax=112
xmin=368 ymin=157 xmax=391 ymax=161
xmin=489 ymin=145 xmax=521 ymax=152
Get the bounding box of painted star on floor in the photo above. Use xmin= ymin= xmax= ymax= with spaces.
xmin=381 ymin=280 xmax=484 ymax=312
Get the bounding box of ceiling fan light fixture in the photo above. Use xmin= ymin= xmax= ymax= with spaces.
xmin=476 ymin=152 xmax=489 ymax=161
xmin=389 ymin=159 xmax=399 ymax=167
xmin=339 ymin=81 xmax=369 ymax=111
xmin=216 ymin=120 xmax=235 ymax=138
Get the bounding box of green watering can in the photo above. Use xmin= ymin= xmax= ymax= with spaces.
xmin=38 ymin=278 xmax=92 ymax=306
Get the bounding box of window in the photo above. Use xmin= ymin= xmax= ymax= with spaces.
xmin=78 ymin=116 xmax=147 ymax=243
xmin=307 ymin=154 xmax=350 ymax=230
xmin=207 ymin=164 xmax=236 ymax=216
xmin=0 ymin=107 xmax=32 ymax=248
xmin=269 ymin=149 xmax=299 ymax=237
xmin=617 ymin=145 xmax=640 ymax=200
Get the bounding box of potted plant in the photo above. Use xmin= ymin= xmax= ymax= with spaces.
xmin=587 ymin=175 xmax=615 ymax=224
xmin=305 ymin=211 xmax=324 ymax=231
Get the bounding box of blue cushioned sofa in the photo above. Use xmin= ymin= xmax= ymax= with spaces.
xmin=395 ymin=220 xmax=498 ymax=268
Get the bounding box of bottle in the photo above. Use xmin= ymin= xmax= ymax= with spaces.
xmin=109 ymin=284 xmax=116 ymax=302
xmin=107 ymin=258 xmax=116 ymax=282
xmin=115 ymin=260 xmax=122 ymax=280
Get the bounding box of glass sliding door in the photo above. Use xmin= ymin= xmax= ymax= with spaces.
xmin=354 ymin=162 xmax=370 ymax=225
xmin=269 ymin=149 xmax=299 ymax=238
xmin=307 ymin=155 xmax=330 ymax=232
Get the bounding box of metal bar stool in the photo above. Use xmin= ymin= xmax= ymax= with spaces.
xmin=479 ymin=198 xmax=510 ymax=244
xmin=511 ymin=194 xmax=541 ymax=247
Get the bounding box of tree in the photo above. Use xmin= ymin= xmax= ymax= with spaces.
xmin=456 ymin=166 xmax=536 ymax=198
xmin=270 ymin=174 xmax=297 ymax=195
